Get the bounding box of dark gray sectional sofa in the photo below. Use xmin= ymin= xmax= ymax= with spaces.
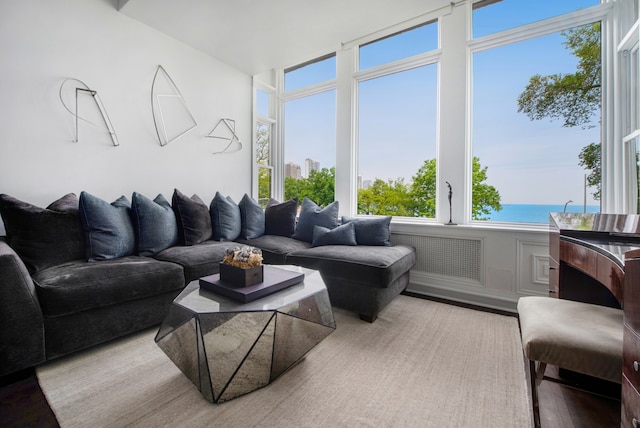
xmin=0 ymin=191 xmax=415 ymax=377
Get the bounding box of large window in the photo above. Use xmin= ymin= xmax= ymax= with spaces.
xmin=471 ymin=2 xmax=602 ymax=224
xmin=261 ymin=0 xmax=621 ymax=227
xmin=283 ymin=57 xmax=336 ymax=206
xmin=356 ymin=22 xmax=438 ymax=218
xmin=357 ymin=66 xmax=438 ymax=217
xmin=255 ymin=87 xmax=275 ymax=207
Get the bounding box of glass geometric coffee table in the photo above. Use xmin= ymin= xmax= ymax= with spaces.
xmin=155 ymin=265 xmax=335 ymax=403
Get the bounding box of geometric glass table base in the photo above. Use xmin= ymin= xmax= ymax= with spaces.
xmin=155 ymin=267 xmax=335 ymax=403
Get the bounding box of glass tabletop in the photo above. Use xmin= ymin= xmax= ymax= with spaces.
xmin=174 ymin=265 xmax=326 ymax=313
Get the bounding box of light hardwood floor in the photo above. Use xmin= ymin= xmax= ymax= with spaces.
xmin=537 ymin=366 xmax=620 ymax=427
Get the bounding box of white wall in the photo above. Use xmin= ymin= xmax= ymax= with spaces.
xmin=0 ymin=0 xmax=253 ymax=235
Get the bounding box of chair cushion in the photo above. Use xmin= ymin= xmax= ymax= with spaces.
xmin=517 ymin=296 xmax=623 ymax=384
xmin=32 ymin=256 xmax=184 ymax=317
xmin=286 ymin=244 xmax=416 ymax=288
xmin=0 ymin=193 xmax=84 ymax=273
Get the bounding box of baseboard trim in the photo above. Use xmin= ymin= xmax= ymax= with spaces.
xmin=406 ymin=279 xmax=519 ymax=314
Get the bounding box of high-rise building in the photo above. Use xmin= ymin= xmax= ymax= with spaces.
xmin=285 ymin=162 xmax=301 ymax=179
xmin=305 ymin=158 xmax=320 ymax=178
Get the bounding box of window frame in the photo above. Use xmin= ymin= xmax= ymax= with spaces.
xmin=253 ymin=80 xmax=277 ymax=203
xmin=616 ymin=0 xmax=639 ymax=213
xmin=467 ymin=2 xmax=611 ymax=225
xmin=353 ymin=41 xmax=441 ymax=220
xmin=260 ymin=0 xmax=629 ymax=230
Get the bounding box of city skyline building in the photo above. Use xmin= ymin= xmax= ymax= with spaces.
xmin=285 ymin=162 xmax=302 ymax=179
xmin=305 ymin=158 xmax=320 ymax=178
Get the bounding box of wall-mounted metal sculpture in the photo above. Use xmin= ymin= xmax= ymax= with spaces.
xmin=151 ymin=65 xmax=198 ymax=146
xmin=59 ymin=78 xmax=119 ymax=146
xmin=207 ymin=118 xmax=242 ymax=154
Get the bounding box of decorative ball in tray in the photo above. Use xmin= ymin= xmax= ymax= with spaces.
xmin=219 ymin=246 xmax=264 ymax=287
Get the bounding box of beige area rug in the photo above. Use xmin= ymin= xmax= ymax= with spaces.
xmin=37 ymin=295 xmax=532 ymax=428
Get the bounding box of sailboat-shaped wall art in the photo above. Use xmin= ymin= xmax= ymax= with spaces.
xmin=151 ymin=65 xmax=198 ymax=146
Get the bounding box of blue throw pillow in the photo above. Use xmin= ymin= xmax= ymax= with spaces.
xmin=311 ymin=222 xmax=357 ymax=247
xmin=79 ymin=192 xmax=135 ymax=261
xmin=210 ymin=192 xmax=241 ymax=241
xmin=292 ymin=198 xmax=339 ymax=243
xmin=238 ymin=194 xmax=265 ymax=239
xmin=341 ymin=216 xmax=392 ymax=246
xmin=172 ymin=189 xmax=212 ymax=246
xmin=265 ymin=198 xmax=298 ymax=237
xmin=131 ymin=192 xmax=178 ymax=256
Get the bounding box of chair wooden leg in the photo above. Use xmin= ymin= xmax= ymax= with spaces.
xmin=534 ymin=361 xmax=547 ymax=387
xmin=529 ymin=360 xmax=543 ymax=428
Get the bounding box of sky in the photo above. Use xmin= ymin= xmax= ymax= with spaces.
xmin=279 ymin=0 xmax=602 ymax=206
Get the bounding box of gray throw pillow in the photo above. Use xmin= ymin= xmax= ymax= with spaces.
xmin=311 ymin=222 xmax=357 ymax=247
xmin=172 ymin=189 xmax=213 ymax=246
xmin=341 ymin=216 xmax=392 ymax=246
xmin=265 ymin=198 xmax=298 ymax=237
xmin=238 ymin=194 xmax=265 ymax=239
xmin=131 ymin=192 xmax=178 ymax=256
xmin=292 ymin=197 xmax=339 ymax=243
xmin=79 ymin=192 xmax=135 ymax=261
xmin=0 ymin=193 xmax=85 ymax=273
xmin=210 ymin=191 xmax=241 ymax=241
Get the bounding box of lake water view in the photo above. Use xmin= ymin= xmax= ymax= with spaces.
xmin=484 ymin=204 xmax=600 ymax=224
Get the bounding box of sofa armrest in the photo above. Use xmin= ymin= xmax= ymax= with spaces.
xmin=0 ymin=237 xmax=45 ymax=376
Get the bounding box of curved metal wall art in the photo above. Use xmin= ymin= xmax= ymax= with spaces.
xmin=207 ymin=118 xmax=242 ymax=155
xmin=151 ymin=65 xmax=198 ymax=146
xmin=59 ymin=78 xmax=119 ymax=146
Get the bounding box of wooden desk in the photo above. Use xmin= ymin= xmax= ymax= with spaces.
xmin=549 ymin=213 xmax=640 ymax=427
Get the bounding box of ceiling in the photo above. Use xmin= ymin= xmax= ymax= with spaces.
xmin=118 ymin=0 xmax=452 ymax=76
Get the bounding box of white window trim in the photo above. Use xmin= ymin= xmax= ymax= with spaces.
xmin=252 ymin=79 xmax=277 ymax=199
xmin=266 ymin=0 xmax=629 ymax=230
xmin=467 ymin=2 xmax=611 ymax=226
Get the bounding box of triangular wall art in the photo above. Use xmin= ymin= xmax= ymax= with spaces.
xmin=151 ymin=65 xmax=198 ymax=146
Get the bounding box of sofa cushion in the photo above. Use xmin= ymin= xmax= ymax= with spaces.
xmin=172 ymin=189 xmax=212 ymax=246
xmin=286 ymin=244 xmax=416 ymax=288
xmin=0 ymin=193 xmax=84 ymax=273
xmin=210 ymin=192 xmax=241 ymax=241
xmin=312 ymin=223 xmax=357 ymax=247
xmin=236 ymin=235 xmax=311 ymax=265
xmin=238 ymin=194 xmax=265 ymax=239
xmin=292 ymin=198 xmax=339 ymax=243
xmin=32 ymin=256 xmax=184 ymax=317
xmin=154 ymin=240 xmax=240 ymax=283
xmin=79 ymin=192 xmax=135 ymax=262
xmin=131 ymin=192 xmax=178 ymax=256
xmin=265 ymin=198 xmax=298 ymax=237
xmin=342 ymin=216 xmax=392 ymax=246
